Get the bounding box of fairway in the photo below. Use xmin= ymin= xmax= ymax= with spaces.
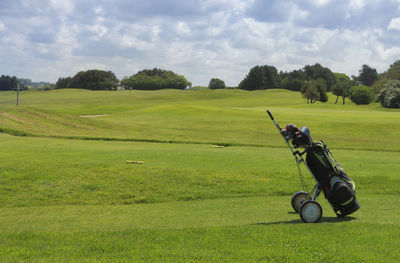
xmin=0 ymin=89 xmax=399 ymax=262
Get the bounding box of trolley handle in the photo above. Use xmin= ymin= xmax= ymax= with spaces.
xmin=266 ymin=109 xmax=281 ymax=130
xmin=266 ymin=110 xmax=274 ymax=121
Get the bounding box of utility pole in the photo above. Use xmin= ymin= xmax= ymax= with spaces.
xmin=16 ymin=82 xmax=20 ymax=106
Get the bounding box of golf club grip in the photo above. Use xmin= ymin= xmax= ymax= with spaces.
xmin=266 ymin=110 xmax=274 ymax=120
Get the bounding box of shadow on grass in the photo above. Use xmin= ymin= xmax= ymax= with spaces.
xmin=252 ymin=216 xmax=357 ymax=225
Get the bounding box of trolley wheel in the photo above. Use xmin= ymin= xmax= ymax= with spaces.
xmin=299 ymin=200 xmax=322 ymax=223
xmin=291 ymin=191 xmax=310 ymax=213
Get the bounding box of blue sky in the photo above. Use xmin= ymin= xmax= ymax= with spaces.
xmin=0 ymin=0 xmax=399 ymax=86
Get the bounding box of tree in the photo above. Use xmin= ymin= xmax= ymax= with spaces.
xmin=238 ymin=66 xmax=265 ymax=90
xmin=301 ymin=79 xmax=328 ymax=104
xmin=280 ymin=76 xmax=303 ymax=91
xmin=371 ymin=78 xmax=390 ymax=97
xmin=303 ymin=63 xmax=336 ymax=91
xmin=372 ymin=60 xmax=400 ymax=97
xmin=263 ymin=65 xmax=280 ymax=89
xmin=378 ymin=80 xmax=400 ymax=108
xmin=208 ymin=78 xmax=225 ymax=89
xmin=301 ymin=84 xmax=319 ymax=104
xmin=238 ymin=65 xmax=280 ymax=90
xmin=0 ymin=75 xmax=19 ymax=91
xmin=382 ymin=60 xmax=400 ymax=80
xmin=122 ymin=68 xmax=191 ymax=90
xmin=332 ymin=73 xmax=351 ymax=104
xmin=358 ymin=64 xmax=378 ymax=86
xmin=279 ymin=69 xmax=306 ymax=91
xmin=55 ymin=77 xmax=72 ymax=89
xmin=69 ymin=70 xmax=118 ymax=90
xmin=349 ymin=86 xmax=374 ymax=105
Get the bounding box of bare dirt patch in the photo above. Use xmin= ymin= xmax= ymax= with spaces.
xmin=79 ymin=114 xmax=109 ymax=118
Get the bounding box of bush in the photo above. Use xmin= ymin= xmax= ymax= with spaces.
xmin=349 ymin=86 xmax=374 ymax=105
xmin=378 ymin=80 xmax=400 ymax=108
xmin=208 ymin=78 xmax=225 ymax=89
xmin=371 ymin=78 xmax=390 ymax=98
xmin=121 ymin=68 xmax=191 ymax=90
xmin=69 ymin=70 xmax=118 ymax=90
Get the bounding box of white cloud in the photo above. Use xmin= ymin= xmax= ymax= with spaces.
xmin=0 ymin=21 xmax=4 ymax=32
xmin=88 ymin=24 xmax=108 ymax=38
xmin=311 ymin=0 xmax=331 ymax=7
xmin=291 ymin=5 xmax=309 ymax=21
xmin=49 ymin=0 xmax=74 ymax=15
xmin=388 ymin=17 xmax=400 ymax=30
xmin=93 ymin=6 xmax=104 ymax=15
xmin=346 ymin=0 xmax=367 ymax=18
xmin=348 ymin=0 xmax=366 ymax=11
xmin=176 ymin=22 xmax=191 ymax=35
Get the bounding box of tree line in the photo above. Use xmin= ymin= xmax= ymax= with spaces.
xmin=0 ymin=76 xmax=54 ymax=91
xmin=0 ymin=75 xmax=24 ymax=91
xmin=2 ymin=60 xmax=399 ymax=108
xmin=231 ymin=61 xmax=400 ymax=108
xmin=1 ymin=69 xmax=192 ymax=92
xmin=55 ymin=69 xmax=191 ymax=91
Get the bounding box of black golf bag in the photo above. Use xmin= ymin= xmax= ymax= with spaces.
xmin=267 ymin=110 xmax=360 ymax=222
xmin=305 ymin=141 xmax=360 ymax=217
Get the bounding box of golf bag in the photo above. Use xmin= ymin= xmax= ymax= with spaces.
xmin=305 ymin=141 xmax=360 ymax=217
xmin=267 ymin=110 xmax=360 ymax=222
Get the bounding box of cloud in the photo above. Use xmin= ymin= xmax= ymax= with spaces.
xmin=311 ymin=0 xmax=331 ymax=7
xmin=246 ymin=1 xmax=310 ymax=24
xmin=247 ymin=0 xmax=400 ymax=30
xmin=347 ymin=0 xmax=367 ymax=12
xmin=0 ymin=0 xmax=399 ymax=86
xmin=388 ymin=17 xmax=400 ymax=30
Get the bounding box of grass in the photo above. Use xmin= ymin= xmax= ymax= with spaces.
xmin=1 ymin=134 xmax=399 ymax=208
xmin=0 ymin=88 xmax=399 ymax=262
xmin=1 ymin=89 xmax=400 ymax=151
xmin=0 ymin=195 xmax=399 ymax=262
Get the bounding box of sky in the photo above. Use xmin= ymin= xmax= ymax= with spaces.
xmin=0 ymin=0 xmax=400 ymax=86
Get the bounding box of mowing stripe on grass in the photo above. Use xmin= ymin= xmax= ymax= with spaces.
xmin=0 ymin=194 xmax=398 ymax=234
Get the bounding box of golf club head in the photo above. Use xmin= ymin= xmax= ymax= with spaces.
xmin=300 ymin=126 xmax=313 ymax=144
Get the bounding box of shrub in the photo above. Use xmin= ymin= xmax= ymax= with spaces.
xmin=378 ymin=80 xmax=400 ymax=108
xmin=208 ymin=78 xmax=226 ymax=89
xmin=349 ymin=86 xmax=374 ymax=105
xmin=371 ymin=78 xmax=390 ymax=98
xmin=121 ymin=68 xmax=191 ymax=90
xmin=69 ymin=70 xmax=118 ymax=90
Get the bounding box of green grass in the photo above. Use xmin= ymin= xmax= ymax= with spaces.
xmin=0 ymin=195 xmax=399 ymax=262
xmin=1 ymin=134 xmax=399 ymax=208
xmin=1 ymin=89 xmax=400 ymax=151
xmin=0 ymin=89 xmax=399 ymax=262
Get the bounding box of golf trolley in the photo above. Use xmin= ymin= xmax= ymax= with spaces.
xmin=267 ymin=110 xmax=360 ymax=223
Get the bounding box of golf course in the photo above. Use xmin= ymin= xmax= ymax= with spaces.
xmin=0 ymin=88 xmax=399 ymax=262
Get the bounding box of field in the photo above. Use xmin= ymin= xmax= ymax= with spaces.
xmin=0 ymin=89 xmax=399 ymax=262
